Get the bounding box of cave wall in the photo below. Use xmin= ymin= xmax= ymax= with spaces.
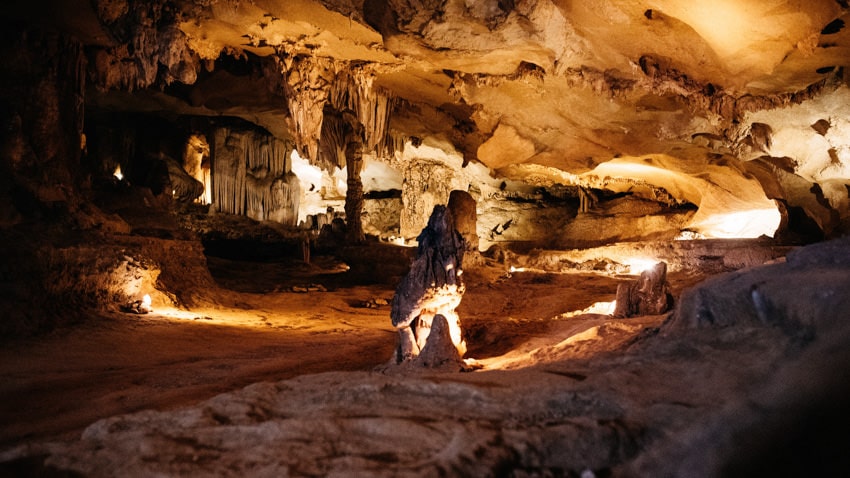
xmin=0 ymin=27 xmax=85 ymax=226
xmin=84 ymin=113 xmax=198 ymax=198
xmin=400 ymin=158 xmax=468 ymax=238
xmin=362 ymin=196 xmax=402 ymax=239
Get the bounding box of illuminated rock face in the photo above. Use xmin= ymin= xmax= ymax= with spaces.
xmin=391 ymin=205 xmax=467 ymax=363
xmin=4 ymin=0 xmax=850 ymax=241
xmin=211 ymin=127 xmax=299 ymax=225
xmin=613 ymin=262 xmax=673 ymax=318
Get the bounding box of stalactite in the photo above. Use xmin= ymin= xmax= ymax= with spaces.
xmin=89 ymin=0 xmax=200 ymax=91
xmin=212 ymin=128 xmax=246 ymax=216
xmin=211 ymin=127 xmax=298 ymax=225
xmin=328 ymin=66 xmax=398 ymax=159
xmin=282 ymin=55 xmax=337 ymax=161
xmin=318 ymin=113 xmax=349 ymax=171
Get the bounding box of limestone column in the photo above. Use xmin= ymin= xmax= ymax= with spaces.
xmin=344 ymin=134 xmax=365 ymax=243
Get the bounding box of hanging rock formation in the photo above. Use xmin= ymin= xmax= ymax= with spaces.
xmin=89 ymin=0 xmax=201 ymax=91
xmin=328 ymin=66 xmax=397 ymax=159
xmin=282 ymin=55 xmax=337 ymax=162
xmin=212 ymin=127 xmax=299 ymax=225
xmin=391 ymin=205 xmax=467 ymax=363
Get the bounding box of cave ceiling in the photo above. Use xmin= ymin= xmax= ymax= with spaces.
xmin=6 ymin=0 xmax=850 ymax=238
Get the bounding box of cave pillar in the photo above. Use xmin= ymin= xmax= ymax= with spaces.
xmin=344 ymin=134 xmax=365 ymax=243
xmin=579 ymin=187 xmax=597 ymax=213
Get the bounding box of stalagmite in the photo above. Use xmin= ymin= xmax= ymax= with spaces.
xmin=414 ymin=314 xmax=465 ymax=369
xmin=391 ymin=206 xmax=467 ymax=363
xmin=182 ymin=134 xmax=210 ymax=204
xmin=164 ymin=155 xmax=203 ymax=203
xmin=268 ymin=172 xmax=301 ymax=226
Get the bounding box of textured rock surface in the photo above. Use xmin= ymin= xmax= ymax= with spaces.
xmin=5 ymin=238 xmax=850 ymax=476
xmin=2 ymin=3 xmax=850 ymax=475
xmin=391 ymin=205 xmax=466 ymax=361
xmin=4 ymin=0 xmax=846 ymax=240
xmin=447 ymin=189 xmax=479 ymax=253
xmin=613 ymin=261 xmax=673 ymax=318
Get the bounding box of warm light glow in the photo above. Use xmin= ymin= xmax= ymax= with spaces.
xmin=584 ymin=156 xmax=783 ymax=240
xmin=202 ymin=168 xmax=212 ymax=205
xmin=444 ymin=310 xmax=467 ymax=357
xmin=623 ymin=258 xmax=659 ymax=275
xmin=675 ymin=230 xmax=705 ymax=240
xmin=383 ymin=236 xmax=414 ymax=247
xmin=142 ymin=294 xmax=152 ymax=308
xmin=184 ymin=134 xmax=211 ymax=205
xmin=156 ymin=307 xmax=199 ymax=320
xmin=290 ymin=150 xmax=347 ymax=225
xmin=654 ymin=0 xmax=800 ymax=76
xmin=113 ymin=165 xmax=123 ymax=181
xmin=559 ymin=301 xmax=617 ymax=318
xmin=694 ymin=209 xmax=781 ymax=239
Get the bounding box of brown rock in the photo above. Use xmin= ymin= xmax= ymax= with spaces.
xmin=448 ymin=189 xmax=479 ymax=254
xmin=391 ymin=205 xmax=466 ymax=362
xmin=613 ymin=262 xmax=673 ymax=318
xmin=415 ymin=314 xmax=464 ymax=370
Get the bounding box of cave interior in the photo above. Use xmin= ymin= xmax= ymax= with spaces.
xmin=2 ymin=0 xmax=850 ymax=476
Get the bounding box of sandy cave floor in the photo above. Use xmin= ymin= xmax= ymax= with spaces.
xmin=0 ymin=251 xmax=708 ymax=450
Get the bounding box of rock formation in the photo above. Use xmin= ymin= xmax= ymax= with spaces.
xmin=613 ymin=261 xmax=673 ymax=318
xmin=7 ymin=236 xmax=850 ymax=476
xmin=211 ymin=127 xmax=299 ymax=225
xmin=2 ymin=0 xmax=850 ymax=474
xmin=413 ymin=313 xmax=465 ymax=370
xmin=391 ymin=205 xmax=467 ymax=362
xmin=448 ymin=189 xmax=479 ymax=254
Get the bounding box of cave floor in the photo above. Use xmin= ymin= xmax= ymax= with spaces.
xmin=0 ymin=253 xmax=708 ymax=450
